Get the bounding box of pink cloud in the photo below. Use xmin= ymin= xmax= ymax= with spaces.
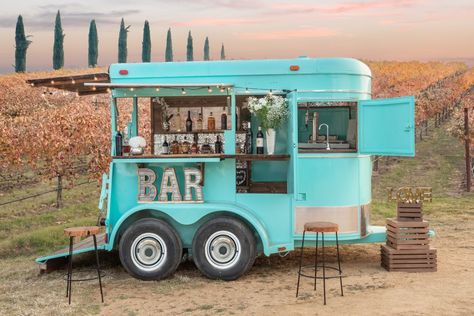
xmin=174 ymin=17 xmax=269 ymax=27
xmin=238 ymin=28 xmax=339 ymax=40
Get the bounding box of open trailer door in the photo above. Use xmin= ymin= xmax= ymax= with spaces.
xmin=358 ymin=96 xmax=415 ymax=157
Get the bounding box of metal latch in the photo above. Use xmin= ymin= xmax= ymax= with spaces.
xmin=296 ymin=193 xmax=307 ymax=201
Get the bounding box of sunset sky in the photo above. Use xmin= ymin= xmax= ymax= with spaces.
xmin=0 ymin=0 xmax=473 ymax=73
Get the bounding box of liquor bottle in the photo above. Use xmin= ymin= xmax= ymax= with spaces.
xmin=235 ymin=107 xmax=239 ymax=130
xmin=200 ymin=137 xmax=212 ymax=154
xmin=197 ymin=112 xmax=203 ymax=130
xmin=221 ymin=107 xmax=227 ymax=130
xmin=181 ymin=136 xmax=191 ymax=154
xmin=171 ymin=136 xmax=180 ymax=154
xmin=244 ymin=122 xmax=253 ymax=154
xmin=207 ymin=112 xmax=216 ymax=130
xmin=115 ymin=131 xmax=123 ymax=156
xmin=186 ymin=111 xmax=193 ymax=132
xmin=191 ymin=133 xmax=199 ymax=154
xmin=176 ymin=108 xmax=182 ymax=132
xmin=215 ymin=135 xmax=224 ymax=154
xmin=256 ymin=126 xmax=264 ymax=154
xmin=162 ymin=137 xmax=169 ymax=155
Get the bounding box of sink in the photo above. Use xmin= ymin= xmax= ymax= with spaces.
xmin=299 ymin=142 xmax=350 ymax=150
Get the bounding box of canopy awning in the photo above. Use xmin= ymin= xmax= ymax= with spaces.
xmin=83 ymin=83 xmax=234 ymax=89
xmin=26 ymin=73 xmax=110 ymax=95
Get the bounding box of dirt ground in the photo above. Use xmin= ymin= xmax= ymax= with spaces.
xmin=1 ymin=207 xmax=473 ymax=316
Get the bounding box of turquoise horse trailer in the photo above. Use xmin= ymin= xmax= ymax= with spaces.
xmin=35 ymin=57 xmax=415 ymax=280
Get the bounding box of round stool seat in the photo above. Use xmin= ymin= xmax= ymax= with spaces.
xmin=304 ymin=221 xmax=338 ymax=233
xmin=64 ymin=226 xmax=100 ymax=238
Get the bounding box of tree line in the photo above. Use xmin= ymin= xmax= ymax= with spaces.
xmin=14 ymin=11 xmax=227 ymax=72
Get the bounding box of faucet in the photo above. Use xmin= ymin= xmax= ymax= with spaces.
xmin=318 ymin=123 xmax=330 ymax=150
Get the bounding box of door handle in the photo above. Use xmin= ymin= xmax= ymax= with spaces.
xmin=297 ymin=193 xmax=306 ymax=201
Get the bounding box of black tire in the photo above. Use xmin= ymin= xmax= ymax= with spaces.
xmin=119 ymin=218 xmax=182 ymax=281
xmin=192 ymin=216 xmax=256 ymax=280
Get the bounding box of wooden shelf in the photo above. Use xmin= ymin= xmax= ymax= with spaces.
xmin=228 ymin=154 xmax=290 ymax=161
xmin=113 ymin=154 xmax=224 ymax=159
xmin=156 ymin=129 xmax=228 ymax=134
xmin=112 ymin=153 xmax=290 ymax=161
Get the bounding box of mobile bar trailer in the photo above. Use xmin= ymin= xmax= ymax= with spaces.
xmin=33 ymin=57 xmax=415 ymax=280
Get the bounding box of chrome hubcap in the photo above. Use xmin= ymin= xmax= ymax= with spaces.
xmin=205 ymin=231 xmax=241 ymax=269
xmin=131 ymin=233 xmax=167 ymax=271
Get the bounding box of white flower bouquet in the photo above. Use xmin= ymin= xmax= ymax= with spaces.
xmin=247 ymin=95 xmax=289 ymax=129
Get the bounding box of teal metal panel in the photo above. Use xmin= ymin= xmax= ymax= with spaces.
xmin=358 ymin=96 xmax=415 ymax=156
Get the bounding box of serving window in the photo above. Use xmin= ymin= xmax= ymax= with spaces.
xmin=297 ymin=101 xmax=357 ymax=153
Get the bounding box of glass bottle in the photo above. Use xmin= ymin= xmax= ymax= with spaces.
xmin=200 ymin=137 xmax=212 ymax=154
xmin=191 ymin=133 xmax=199 ymax=154
xmin=197 ymin=111 xmax=203 ymax=130
xmin=207 ymin=112 xmax=216 ymax=131
xmin=221 ymin=107 xmax=227 ymax=130
xmin=215 ymin=135 xmax=224 ymax=154
xmin=186 ymin=110 xmax=193 ymax=132
xmin=181 ymin=136 xmax=191 ymax=154
xmin=162 ymin=136 xmax=169 ymax=155
xmin=175 ymin=108 xmax=182 ymax=132
xmin=245 ymin=122 xmax=253 ymax=154
xmin=256 ymin=126 xmax=264 ymax=154
xmin=171 ymin=136 xmax=180 ymax=155
xmin=115 ymin=131 xmax=123 ymax=156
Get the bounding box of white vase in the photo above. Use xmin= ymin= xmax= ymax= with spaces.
xmin=266 ymin=128 xmax=276 ymax=155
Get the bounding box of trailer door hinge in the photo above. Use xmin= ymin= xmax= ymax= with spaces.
xmin=296 ymin=193 xmax=306 ymax=201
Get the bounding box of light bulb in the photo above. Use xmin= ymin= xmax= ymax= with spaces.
xmin=181 ymin=88 xmax=186 ymax=95
xmin=130 ymin=87 xmax=134 ymax=91
xmin=208 ymin=86 xmax=212 ymax=93
xmin=155 ymin=87 xmax=160 ymax=92
xmin=245 ymin=88 xmax=249 ymax=93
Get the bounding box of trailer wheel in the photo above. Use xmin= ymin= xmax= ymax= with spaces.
xmin=119 ymin=218 xmax=182 ymax=281
xmin=192 ymin=216 xmax=256 ymax=280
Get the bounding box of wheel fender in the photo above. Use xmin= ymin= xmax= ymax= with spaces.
xmin=107 ymin=202 xmax=272 ymax=255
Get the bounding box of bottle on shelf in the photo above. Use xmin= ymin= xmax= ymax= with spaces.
xmin=256 ymin=126 xmax=264 ymax=154
xmin=181 ymin=136 xmax=191 ymax=154
xmin=221 ymin=107 xmax=227 ymax=130
xmin=122 ymin=127 xmax=130 ymax=155
xmin=215 ymin=135 xmax=224 ymax=154
xmin=162 ymin=137 xmax=169 ymax=155
xmin=244 ymin=121 xmax=253 ymax=154
xmin=171 ymin=136 xmax=180 ymax=154
xmin=115 ymin=130 xmax=123 ymax=156
xmin=191 ymin=133 xmax=199 ymax=154
xmin=186 ymin=110 xmax=193 ymax=132
xmin=176 ymin=108 xmax=182 ymax=132
xmin=200 ymin=137 xmax=213 ymax=154
xmin=207 ymin=112 xmax=216 ymax=130
xmin=235 ymin=107 xmax=239 ymax=130
xmin=197 ymin=111 xmax=203 ymax=130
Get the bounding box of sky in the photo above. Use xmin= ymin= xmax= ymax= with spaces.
xmin=0 ymin=0 xmax=473 ymax=73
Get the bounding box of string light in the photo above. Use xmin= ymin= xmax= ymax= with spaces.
xmin=106 ymin=88 xmax=111 ymax=93
xmin=71 ymin=79 xmax=76 ymax=84
xmin=155 ymin=87 xmax=160 ymax=92
xmin=245 ymin=88 xmax=249 ymax=93
xmin=30 ymin=83 xmax=34 ymax=87
xmin=181 ymin=88 xmax=187 ymax=95
xmin=92 ymin=86 xmax=97 ymax=91
xmin=207 ymin=86 xmax=212 ymax=93
xmin=50 ymin=80 xmax=55 ymax=84
xmin=220 ymin=86 xmax=225 ymax=93
xmin=130 ymin=87 xmax=134 ymax=91
xmin=268 ymin=89 xmax=273 ymax=96
xmin=93 ymin=76 xmax=98 ymax=81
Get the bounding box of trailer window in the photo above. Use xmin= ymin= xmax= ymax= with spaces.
xmin=297 ymin=101 xmax=357 ymax=153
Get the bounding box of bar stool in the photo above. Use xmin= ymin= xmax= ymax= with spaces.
xmin=64 ymin=226 xmax=104 ymax=305
xmin=296 ymin=221 xmax=343 ymax=305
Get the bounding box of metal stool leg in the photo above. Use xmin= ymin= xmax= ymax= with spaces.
xmin=336 ymin=232 xmax=344 ymax=296
xmin=296 ymin=230 xmax=306 ymax=297
xmin=67 ymin=236 xmax=73 ymax=305
xmin=93 ymin=235 xmax=104 ymax=303
xmin=322 ymin=232 xmax=326 ymax=305
xmin=314 ymin=232 xmax=318 ymax=290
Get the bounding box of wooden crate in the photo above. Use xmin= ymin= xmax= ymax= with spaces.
xmin=397 ymin=202 xmax=423 ymax=222
xmin=386 ymin=218 xmax=430 ymax=250
xmin=381 ymin=245 xmax=437 ymax=272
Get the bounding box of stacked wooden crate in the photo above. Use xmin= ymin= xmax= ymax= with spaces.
xmin=381 ymin=202 xmax=437 ymax=272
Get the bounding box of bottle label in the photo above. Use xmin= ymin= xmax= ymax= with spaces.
xmin=256 ymin=138 xmax=263 ymax=147
xmin=162 ymin=146 xmax=169 ymax=154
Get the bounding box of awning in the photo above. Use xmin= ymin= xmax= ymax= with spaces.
xmin=26 ymin=72 xmax=110 ymax=95
xmin=83 ymin=83 xmax=234 ymax=89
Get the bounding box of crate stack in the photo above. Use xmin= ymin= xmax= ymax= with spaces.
xmin=381 ymin=202 xmax=437 ymax=272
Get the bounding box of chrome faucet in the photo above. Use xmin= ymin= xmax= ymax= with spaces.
xmin=319 ymin=123 xmax=330 ymax=150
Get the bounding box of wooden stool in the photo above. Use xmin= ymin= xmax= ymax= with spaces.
xmin=64 ymin=226 xmax=104 ymax=305
xmin=296 ymin=222 xmax=343 ymax=305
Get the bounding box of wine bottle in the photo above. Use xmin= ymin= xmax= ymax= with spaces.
xmin=245 ymin=122 xmax=253 ymax=154
xmin=256 ymin=126 xmax=264 ymax=154
xmin=162 ymin=137 xmax=169 ymax=154
xmin=115 ymin=131 xmax=123 ymax=156
xmin=186 ymin=110 xmax=193 ymax=132
xmin=197 ymin=112 xmax=203 ymax=130
xmin=215 ymin=135 xmax=224 ymax=154
xmin=191 ymin=133 xmax=199 ymax=154
xmin=176 ymin=108 xmax=182 ymax=132
xmin=208 ymin=112 xmax=216 ymax=130
xmin=221 ymin=107 xmax=227 ymax=130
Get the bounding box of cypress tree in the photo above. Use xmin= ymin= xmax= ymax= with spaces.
xmin=186 ymin=31 xmax=193 ymax=61
xmin=220 ymin=43 xmax=226 ymax=60
xmin=88 ymin=20 xmax=98 ymax=67
xmin=15 ymin=15 xmax=31 ymax=72
xmin=118 ymin=18 xmax=130 ymax=63
xmin=165 ymin=28 xmax=173 ymax=62
xmin=53 ymin=10 xmax=65 ymax=70
xmin=203 ymin=37 xmax=210 ymax=61
xmin=142 ymin=20 xmax=151 ymax=62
